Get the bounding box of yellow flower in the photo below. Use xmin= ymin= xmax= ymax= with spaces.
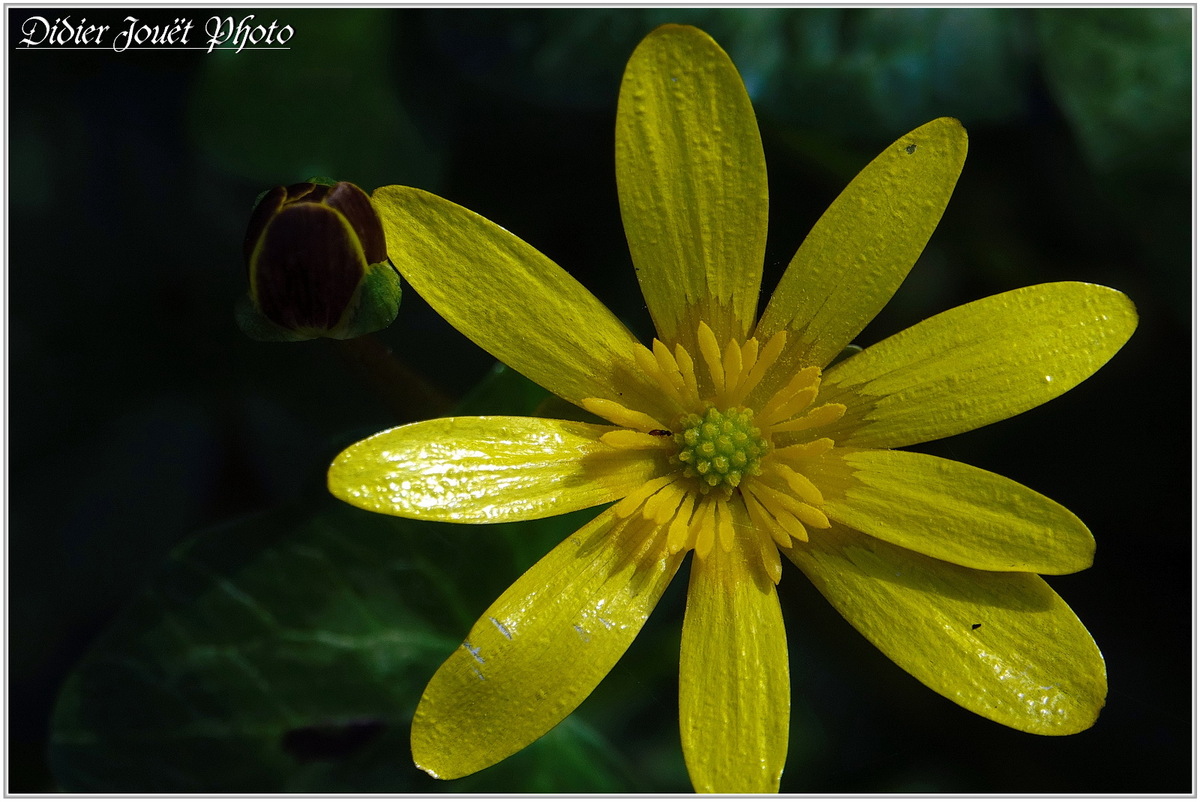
xmin=328 ymin=24 xmax=1136 ymax=794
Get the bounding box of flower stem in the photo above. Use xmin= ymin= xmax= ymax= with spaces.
xmin=334 ymin=334 xmax=452 ymax=422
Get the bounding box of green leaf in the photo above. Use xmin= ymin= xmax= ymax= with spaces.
xmin=455 ymin=359 xmax=608 ymax=425
xmin=763 ymin=9 xmax=1034 ymax=139
xmin=48 ymin=495 xmax=633 ymax=792
xmin=48 ymin=363 xmax=637 ymax=792
xmin=454 ymin=361 xmax=553 ymax=418
xmin=1035 ymin=8 xmax=1191 ymax=327
xmin=426 ymin=8 xmax=790 ymax=110
xmin=188 ymin=9 xmax=438 ymax=189
xmin=1036 ymin=8 xmax=1191 ymax=177
xmin=426 ymin=8 xmax=1037 ymax=161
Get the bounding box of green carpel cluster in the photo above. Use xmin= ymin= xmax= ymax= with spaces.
xmin=674 ymin=406 xmax=768 ymax=491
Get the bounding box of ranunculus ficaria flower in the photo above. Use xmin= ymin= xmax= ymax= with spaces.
xmin=328 ymin=25 xmax=1136 ymax=794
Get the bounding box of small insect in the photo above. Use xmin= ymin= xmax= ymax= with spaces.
xmin=648 ymin=429 xmax=672 ymax=437
xmin=971 ymin=623 xmax=982 ymax=630
xmin=905 ymin=143 xmax=917 ymax=154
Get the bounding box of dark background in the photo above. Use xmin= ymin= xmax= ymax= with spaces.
xmin=9 ymin=7 xmax=1192 ymax=793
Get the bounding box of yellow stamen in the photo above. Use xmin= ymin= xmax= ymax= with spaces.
xmin=632 ymin=346 xmax=681 ymax=408
xmin=696 ymin=322 xmax=725 ymax=396
xmin=614 ymin=512 xmax=663 ymax=567
xmin=745 ymin=484 xmax=810 ymax=543
xmin=692 ymin=498 xmax=717 ymax=558
xmin=633 ymin=343 xmax=659 ymax=376
xmin=685 ymin=497 xmax=710 ymax=552
xmin=715 ymin=497 xmax=735 ymax=552
xmin=652 ymin=340 xmax=686 ymax=395
xmin=774 ymin=438 xmax=835 ymax=461
xmin=772 ymin=507 xmax=810 ymax=543
xmin=613 ymin=474 xmax=674 ymax=518
xmin=601 ymin=430 xmax=672 ymax=450
xmin=602 ymin=320 xmax=840 ymax=564
xmin=771 ymin=402 xmax=847 ymax=434
xmin=667 ymin=494 xmax=696 ymax=554
xmin=635 ymin=341 xmax=687 ymax=409
xmin=743 ymin=490 xmax=792 ymax=549
xmin=796 ymin=504 xmax=830 ymax=529
xmin=754 ymin=483 xmax=830 ymax=530
xmin=759 ymin=366 xmax=822 ymax=424
xmin=674 ymin=343 xmax=700 ymax=406
xmin=768 ymin=462 xmax=826 ymax=506
xmin=720 ymin=337 xmax=743 ymax=404
xmin=735 ymin=330 xmax=786 ymax=402
xmin=581 ymin=397 xmax=667 ymax=432
xmin=763 ymin=385 xmax=820 ymax=426
xmin=740 ymin=338 xmax=759 ymax=377
xmin=757 ymin=529 xmax=783 ymax=584
xmin=645 ymin=481 xmax=686 ymax=524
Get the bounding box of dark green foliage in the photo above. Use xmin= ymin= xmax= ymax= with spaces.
xmin=49 ymin=365 xmax=638 ymax=793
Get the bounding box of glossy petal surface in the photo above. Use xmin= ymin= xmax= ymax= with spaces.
xmin=816 ymin=282 xmax=1137 ymax=448
xmin=811 ymin=448 xmax=1094 ymax=574
xmin=616 ymin=24 xmax=768 ymax=348
xmin=786 ymin=524 xmax=1106 ymax=734
xmin=372 ymin=186 xmax=666 ymax=416
xmin=412 ymin=510 xmax=684 ymax=779
xmin=756 ymin=117 xmax=968 ymax=376
xmin=329 ymin=417 xmax=665 ymax=523
xmin=679 ymin=525 xmax=788 ymax=793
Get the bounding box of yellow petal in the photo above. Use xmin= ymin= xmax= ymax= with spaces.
xmin=371 ymin=185 xmax=666 ymax=417
xmin=411 ymin=509 xmax=684 ymax=779
xmin=810 ymin=448 xmax=1095 ymax=574
xmin=755 ymin=117 xmax=968 ymax=377
xmin=785 ymin=524 xmax=1106 ymax=735
xmin=818 ymin=282 xmax=1137 ymax=448
xmin=328 ymin=417 xmax=665 ymax=523
xmin=616 ymin=24 xmax=768 ymax=348
xmin=680 ymin=519 xmax=788 ymax=793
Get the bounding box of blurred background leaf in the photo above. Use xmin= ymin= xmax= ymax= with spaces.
xmin=1036 ymin=7 xmax=1192 ymax=326
xmin=49 ymin=496 xmax=640 ymax=793
xmin=762 ymin=8 xmax=1036 ymax=138
xmin=1037 ymin=8 xmax=1190 ymax=176
xmin=10 ymin=6 xmax=1191 ymax=794
xmin=424 ymin=8 xmax=791 ymax=110
xmin=49 ymin=364 xmax=654 ymax=793
xmin=189 ymin=9 xmax=440 ymax=190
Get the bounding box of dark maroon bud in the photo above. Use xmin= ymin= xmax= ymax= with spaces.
xmin=241 ymin=181 xmax=398 ymax=340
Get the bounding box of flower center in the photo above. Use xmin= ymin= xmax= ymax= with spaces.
xmin=674 ymin=406 xmax=768 ymax=490
xmin=581 ymin=321 xmax=849 ymax=582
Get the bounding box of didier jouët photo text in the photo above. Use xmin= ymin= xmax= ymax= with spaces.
xmin=17 ymin=14 xmax=293 ymax=53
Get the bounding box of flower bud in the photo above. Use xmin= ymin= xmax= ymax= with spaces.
xmin=238 ymin=180 xmax=402 ymax=341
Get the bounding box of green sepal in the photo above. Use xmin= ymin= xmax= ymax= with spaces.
xmin=330 ymin=260 xmax=403 ymax=340
xmin=235 ymin=294 xmax=316 ymax=342
xmin=250 ymin=187 xmax=275 ymax=211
